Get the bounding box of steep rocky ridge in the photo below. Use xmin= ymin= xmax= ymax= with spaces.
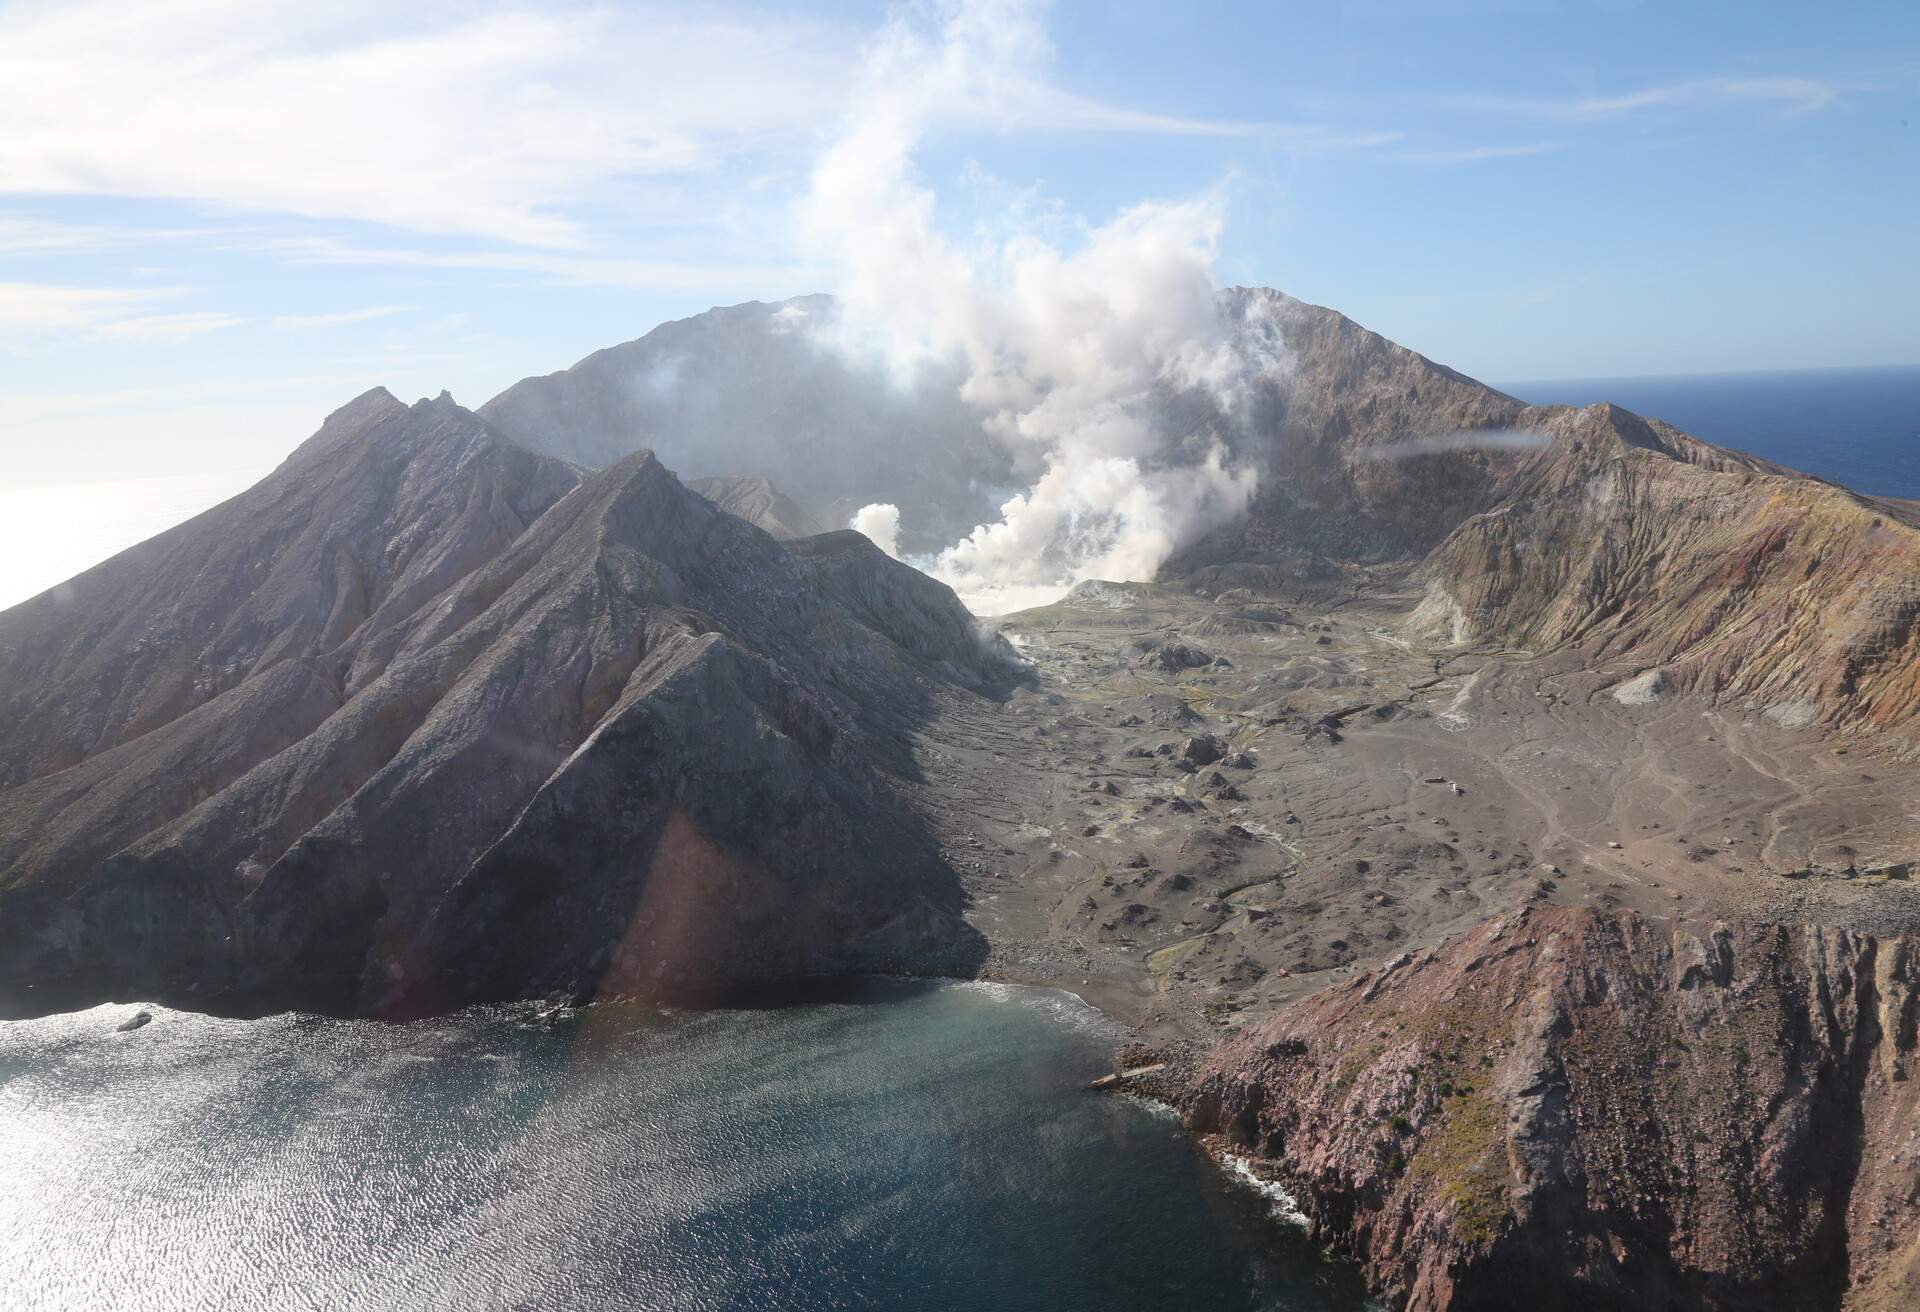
xmin=0 ymin=389 xmax=579 ymax=788
xmin=0 ymin=395 xmax=1013 ymax=1019
xmin=1192 ymin=289 xmax=1535 ymax=564
xmin=1414 ymin=403 xmax=1920 ymax=733
xmin=479 ymin=295 xmax=1011 ymax=550
xmin=1173 ymin=292 xmax=1920 ymax=737
xmin=1169 ymin=907 xmax=1920 ymax=1311
xmin=686 ymin=474 xmax=828 ymax=540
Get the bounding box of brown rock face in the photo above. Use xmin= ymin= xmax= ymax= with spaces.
xmin=1418 ymin=404 xmax=1920 ymax=733
xmin=1176 ymin=908 xmax=1920 ymax=1311
xmin=1186 ymin=293 xmax=1920 ymax=738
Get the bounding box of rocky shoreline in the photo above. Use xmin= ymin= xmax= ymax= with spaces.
xmin=1084 ymin=907 xmax=1920 ymax=1312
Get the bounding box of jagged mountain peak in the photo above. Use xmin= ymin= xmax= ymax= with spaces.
xmin=1224 ymin=285 xmax=1526 ymax=410
xmin=0 ymin=389 xmax=1017 ymax=1017
xmin=0 ymin=393 xmax=581 ymax=790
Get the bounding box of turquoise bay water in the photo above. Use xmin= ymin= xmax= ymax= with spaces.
xmin=0 ymin=980 xmax=1367 ymax=1311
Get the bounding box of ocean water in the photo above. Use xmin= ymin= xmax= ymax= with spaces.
xmin=0 ymin=980 xmax=1368 ymax=1312
xmin=1505 ymin=364 xmax=1920 ymax=500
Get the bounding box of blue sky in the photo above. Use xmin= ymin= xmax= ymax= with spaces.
xmin=1 ymin=0 xmax=1916 ymax=501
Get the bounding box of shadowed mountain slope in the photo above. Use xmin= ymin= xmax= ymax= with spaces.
xmin=0 ymin=394 xmax=1011 ymax=1019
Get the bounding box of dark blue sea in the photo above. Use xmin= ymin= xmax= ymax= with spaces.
xmin=1504 ymin=364 xmax=1920 ymax=500
xmin=0 ymin=982 xmax=1369 ymax=1311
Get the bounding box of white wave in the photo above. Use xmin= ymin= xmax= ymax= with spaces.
xmin=1222 ymin=1153 xmax=1313 ymax=1230
xmin=948 ymin=978 xmax=1124 ymax=1036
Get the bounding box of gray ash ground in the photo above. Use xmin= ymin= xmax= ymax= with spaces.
xmin=908 ymin=569 xmax=1920 ymax=1042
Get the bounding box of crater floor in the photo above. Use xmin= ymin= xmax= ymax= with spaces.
xmin=910 ymin=571 xmax=1920 ymax=1039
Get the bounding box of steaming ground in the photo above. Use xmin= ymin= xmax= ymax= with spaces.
xmin=896 ymin=567 xmax=1920 ymax=1039
xmin=811 ymin=2 xmax=1279 ymax=618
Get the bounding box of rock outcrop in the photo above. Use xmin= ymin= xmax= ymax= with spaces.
xmin=0 ymin=392 xmax=1012 ymax=1019
xmin=1171 ymin=289 xmax=1537 ymax=574
xmin=1175 ymin=908 xmax=1920 ymax=1311
xmin=1415 ymin=403 xmax=1920 ymax=733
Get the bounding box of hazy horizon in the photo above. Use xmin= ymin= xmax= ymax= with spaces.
xmin=4 ymin=348 xmax=1917 ymax=614
xmin=3 ymin=0 xmax=1918 ymax=611
xmin=4 ymin=1 xmax=1916 ymax=490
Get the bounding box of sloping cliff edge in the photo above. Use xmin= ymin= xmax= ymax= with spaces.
xmin=1135 ymin=908 xmax=1920 ymax=1311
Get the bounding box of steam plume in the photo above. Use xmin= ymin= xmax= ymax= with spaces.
xmin=850 ymin=502 xmax=903 ymax=557
xmin=1356 ymin=428 xmax=1550 ymax=462
xmin=805 ymin=0 xmax=1282 ymax=615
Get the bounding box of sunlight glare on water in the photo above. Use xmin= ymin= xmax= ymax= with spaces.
xmin=0 ymin=981 xmax=1370 ymax=1312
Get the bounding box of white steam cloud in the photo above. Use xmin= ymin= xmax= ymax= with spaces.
xmin=804 ymin=0 xmax=1282 ymax=615
xmin=850 ymin=502 xmax=902 ymax=558
xmin=1356 ymin=427 xmax=1550 ymax=462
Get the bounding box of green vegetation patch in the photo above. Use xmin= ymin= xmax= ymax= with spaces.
xmin=1409 ymin=1090 xmax=1510 ymax=1245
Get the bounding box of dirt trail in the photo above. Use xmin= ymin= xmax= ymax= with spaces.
xmin=916 ymin=575 xmax=1920 ymax=1040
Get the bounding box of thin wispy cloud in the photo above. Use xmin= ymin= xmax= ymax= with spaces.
xmin=94 ymin=311 xmax=247 ymax=343
xmin=1570 ymin=76 xmax=1841 ymax=118
xmin=1395 ymin=142 xmax=1563 ymax=165
xmin=962 ymin=79 xmax=1404 ymax=150
xmin=270 ymin=305 xmax=411 ymax=330
xmin=0 ymin=213 xmax=228 ymax=259
xmin=0 ymin=282 xmax=239 ymax=344
xmin=0 ymin=0 xmax=1390 ymax=256
xmin=1462 ymin=75 xmax=1845 ymax=121
xmin=0 ymin=216 xmax=139 ymax=258
xmin=0 ymin=283 xmax=163 ymax=335
xmin=234 ymin=234 xmax=824 ymax=293
xmin=1355 ymin=427 xmax=1550 ymax=462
